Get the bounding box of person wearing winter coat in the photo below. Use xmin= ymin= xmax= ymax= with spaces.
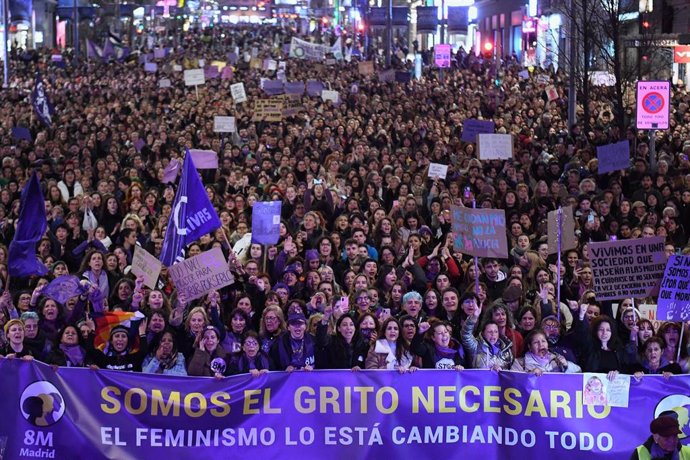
xmin=461 ymin=305 xmax=514 ymax=370
xmin=315 ymin=308 xmax=369 ymax=370
xmin=85 ymin=319 xmax=148 ymax=372
xmin=269 ymin=312 xmax=316 ymax=371
xmin=142 ymin=329 xmax=187 ymax=376
xmin=511 ymin=329 xmax=581 ymax=375
xmin=411 ymin=319 xmax=465 ymax=370
xmin=365 ymin=317 xmax=416 ymax=372
xmin=229 ymin=331 xmax=272 ymax=376
xmin=186 ymin=326 xmax=231 ymax=378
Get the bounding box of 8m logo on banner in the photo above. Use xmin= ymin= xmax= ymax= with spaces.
xmin=636 ymin=81 xmax=670 ymax=130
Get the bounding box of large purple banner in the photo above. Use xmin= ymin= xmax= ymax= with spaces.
xmin=1 ymin=360 xmax=689 ymax=459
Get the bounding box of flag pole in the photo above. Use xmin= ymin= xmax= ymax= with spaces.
xmin=557 ymin=207 xmax=562 ymax=324
xmin=1 ymin=0 xmax=8 ymax=89
xmin=473 ymin=197 xmax=479 ymax=296
xmin=678 ymin=322 xmax=684 ymax=363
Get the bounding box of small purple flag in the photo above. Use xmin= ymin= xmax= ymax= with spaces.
xmin=204 ymin=65 xmax=220 ymax=79
xmin=42 ymin=275 xmax=86 ymax=305
xmin=31 ymin=74 xmax=54 ymax=128
xmin=221 ymin=66 xmax=233 ymax=80
xmin=162 ymin=159 xmax=180 ymax=184
xmin=134 ymin=138 xmax=146 ymax=152
xmin=188 ymin=150 xmax=218 ymax=169
xmin=252 ymin=201 xmax=282 ymax=245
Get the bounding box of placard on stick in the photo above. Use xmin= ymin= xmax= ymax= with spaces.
xmin=131 ymin=246 xmax=162 ymax=289
xmin=168 ymin=247 xmax=234 ymax=301
xmin=547 ymin=206 xmax=576 ymax=254
xmin=477 ymin=134 xmax=513 ymax=160
xmin=658 ymin=254 xmax=690 ymax=320
xmin=252 ymin=99 xmax=284 ymax=122
xmin=451 ymin=206 xmax=508 ymax=258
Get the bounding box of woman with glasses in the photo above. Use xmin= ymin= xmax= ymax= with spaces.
xmin=230 ymin=331 xmax=272 ymax=377
xmin=259 ymin=306 xmax=286 ymax=354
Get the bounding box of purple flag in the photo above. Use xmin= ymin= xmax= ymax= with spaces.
xmin=102 ymin=38 xmax=115 ymax=60
xmin=134 ymin=138 xmax=146 ymax=152
xmin=284 ymin=81 xmax=305 ymax=95
xmin=8 ymin=172 xmax=48 ymax=277
xmin=160 ymin=150 xmax=222 ymax=266
xmin=42 ymin=275 xmax=86 ymax=305
xmin=162 ymin=159 xmax=180 ymax=184
xmin=220 ymin=66 xmax=233 ymax=80
xmin=306 ymin=80 xmax=324 ymax=97
xmin=251 ymin=201 xmax=282 ymax=245
xmin=461 ymin=119 xmax=495 ymax=143
xmin=31 ymin=74 xmax=54 ymax=128
xmin=188 ymin=150 xmax=218 ymax=169
xmin=86 ymin=39 xmax=102 ymax=60
xmin=262 ymin=79 xmax=285 ymax=96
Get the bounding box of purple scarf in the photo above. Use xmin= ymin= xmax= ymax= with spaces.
xmin=59 ymin=343 xmax=85 ymax=367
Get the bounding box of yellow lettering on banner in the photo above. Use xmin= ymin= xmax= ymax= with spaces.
xmin=459 ymin=386 xmax=480 ymax=412
xmin=295 ymin=386 xmax=315 ymax=414
xmin=524 ymin=391 xmax=547 ymax=417
xmin=503 ymin=388 xmax=522 ymax=415
xmin=243 ymin=389 xmax=262 ymax=415
xmin=100 ymin=386 xmax=121 ymax=414
xmin=438 ymin=386 xmax=456 ymax=413
xmin=151 ymin=389 xmax=180 ymax=417
xmin=376 ymin=387 xmax=398 ymax=414
xmin=411 ymin=386 xmax=433 ymax=414
xmin=354 ymin=386 xmax=374 ymax=414
xmin=263 ymin=389 xmax=281 ymax=414
xmin=550 ymin=391 xmax=571 ymax=418
xmin=484 ymin=386 xmax=501 ymax=413
xmin=184 ymin=393 xmax=207 ymax=417
xmin=320 ymin=387 xmax=340 ymax=414
xmin=124 ymin=388 xmax=148 ymax=415
xmin=210 ymin=392 xmax=232 ymax=417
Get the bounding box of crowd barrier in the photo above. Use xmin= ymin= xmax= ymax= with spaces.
xmin=1 ymin=360 xmax=689 ymax=459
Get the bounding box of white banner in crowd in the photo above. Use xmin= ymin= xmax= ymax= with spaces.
xmin=289 ymin=37 xmax=343 ymax=61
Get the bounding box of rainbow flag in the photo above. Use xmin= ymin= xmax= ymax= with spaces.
xmin=91 ymin=311 xmax=145 ymax=352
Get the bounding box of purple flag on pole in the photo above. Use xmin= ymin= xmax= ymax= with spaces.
xmin=251 ymin=201 xmax=282 ymax=245
xmin=31 ymin=74 xmax=54 ymax=128
xmin=86 ymin=39 xmax=102 ymax=60
xmin=8 ymin=172 xmax=49 ymax=278
xmin=11 ymin=127 xmax=32 ymax=141
xmin=162 ymin=159 xmax=180 ymax=184
xmin=284 ymin=81 xmax=305 ymax=95
xmin=306 ymin=80 xmax=324 ymax=97
xmin=160 ymin=150 xmax=222 ymax=266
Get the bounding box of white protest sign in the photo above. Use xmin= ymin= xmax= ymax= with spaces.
xmin=321 ymin=90 xmax=339 ymax=104
xmin=428 ymin=163 xmax=449 ymax=180
xmin=183 ymin=69 xmax=205 ymax=86
xmin=159 ymin=78 xmax=171 ymax=89
xmin=172 ymin=64 xmax=182 ymax=72
xmin=198 ymin=59 xmax=206 ymax=68
xmin=144 ymin=62 xmax=158 ymax=73
xmin=168 ymin=247 xmax=234 ymax=301
xmin=131 ymin=246 xmax=162 ymax=289
xmin=231 ymin=82 xmax=248 ymax=103
xmin=582 ymin=373 xmax=630 ymax=408
xmin=478 ymin=134 xmax=514 ymax=160
xmin=213 ymin=116 xmax=236 ymax=133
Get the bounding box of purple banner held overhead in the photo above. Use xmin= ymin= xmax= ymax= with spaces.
xmin=306 ymin=80 xmax=324 ymax=97
xmin=461 ymin=119 xmax=495 ymax=143
xmin=251 ymin=201 xmax=282 ymax=245
xmin=1 ymin=360 xmax=690 ymax=459
xmin=262 ymin=79 xmax=285 ymax=96
xmin=41 ymin=275 xmax=85 ymax=305
xmin=284 ymin=81 xmax=305 ymax=95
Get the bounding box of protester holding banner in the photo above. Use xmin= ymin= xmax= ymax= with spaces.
xmin=657 ymin=322 xmax=690 ymax=374
xmin=84 ymin=318 xmax=148 ymax=372
xmin=365 ymin=317 xmax=415 ymax=372
xmin=142 ymin=329 xmax=187 ymax=376
xmin=44 ymin=325 xmax=90 ymax=368
xmin=315 ymin=307 xmax=369 ymax=370
xmin=186 ymin=325 xmax=230 ymax=378
xmin=411 ymin=319 xmax=465 ymax=370
xmin=511 ymin=330 xmax=580 ymax=375
xmin=630 ymin=336 xmax=682 ymax=379
xmin=269 ymin=311 xmax=316 ymax=371
xmin=581 ymin=316 xmax=636 ymax=378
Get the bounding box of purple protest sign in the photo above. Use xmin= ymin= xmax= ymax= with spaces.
xmin=251 ymin=201 xmax=282 ymax=245
xmin=134 ymin=138 xmax=146 ymax=152
xmin=451 ymin=206 xmax=508 ymax=258
xmin=461 ymin=119 xmax=495 ymax=143
xmin=204 ymin=65 xmax=220 ymax=79
xmin=221 ymin=66 xmax=233 ymax=80
xmin=306 ymin=80 xmax=324 ymax=97
xmin=262 ymin=80 xmax=285 ymax=96
xmin=11 ymin=126 xmax=32 ymax=141
xmin=658 ymin=254 xmax=690 ymax=320
xmin=589 ymin=237 xmax=666 ymax=300
xmin=1 ymin=360 xmax=688 ymax=459
xmin=227 ymin=52 xmax=239 ymax=64
xmin=42 ymin=275 xmax=85 ymax=305
xmin=596 ymin=140 xmax=630 ymax=174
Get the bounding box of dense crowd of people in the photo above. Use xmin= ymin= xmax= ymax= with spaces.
xmin=0 ymin=23 xmax=689 ymax=387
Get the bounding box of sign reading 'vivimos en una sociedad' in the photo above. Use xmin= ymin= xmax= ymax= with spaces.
xmin=589 ymin=237 xmax=666 ymax=300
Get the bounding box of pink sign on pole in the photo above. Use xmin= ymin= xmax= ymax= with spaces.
xmin=636 ymin=81 xmax=670 ymax=130
xmin=434 ymin=44 xmax=452 ymax=68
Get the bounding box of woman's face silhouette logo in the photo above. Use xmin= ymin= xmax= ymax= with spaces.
xmin=20 ymin=381 xmax=65 ymax=427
